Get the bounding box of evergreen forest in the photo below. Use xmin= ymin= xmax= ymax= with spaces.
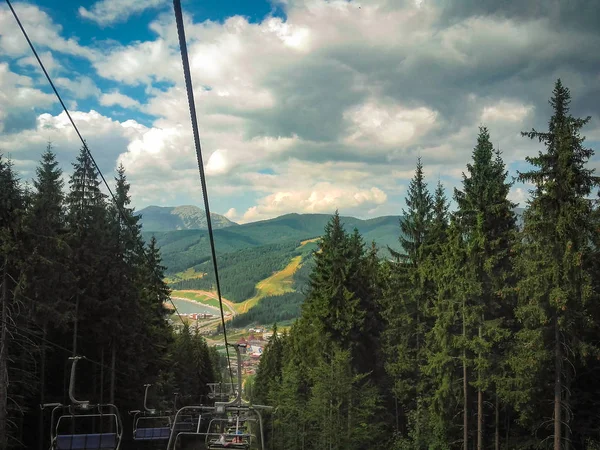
xmin=251 ymin=80 xmax=600 ymax=450
xmin=0 ymin=144 xmax=222 ymax=449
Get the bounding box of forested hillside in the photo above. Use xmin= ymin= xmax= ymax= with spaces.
xmin=0 ymin=147 xmax=223 ymax=449
xmin=252 ymin=81 xmax=600 ymax=450
xmin=143 ymin=213 xmax=403 ymax=274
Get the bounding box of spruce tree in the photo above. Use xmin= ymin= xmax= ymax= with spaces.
xmin=454 ymin=127 xmax=517 ymax=450
xmin=399 ymin=157 xmax=433 ymax=265
xmin=426 ymin=180 xmax=449 ymax=254
xmin=303 ymin=211 xmax=363 ymax=351
xmin=424 ymin=220 xmax=478 ymax=449
xmin=23 ymin=146 xmax=73 ymax=446
xmin=253 ymin=324 xmax=284 ymax=405
xmin=65 ymin=146 xmax=111 ymax=403
xmin=514 ymin=79 xmax=599 ymax=449
xmin=383 ymin=158 xmax=434 ymax=444
xmin=0 ymin=154 xmax=30 ymax=449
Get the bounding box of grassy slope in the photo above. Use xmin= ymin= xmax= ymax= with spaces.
xmin=165 ymin=267 xmax=206 ymax=284
xmin=236 ymin=255 xmax=302 ymax=314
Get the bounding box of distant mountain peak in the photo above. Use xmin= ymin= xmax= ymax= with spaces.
xmin=138 ymin=205 xmax=237 ymax=232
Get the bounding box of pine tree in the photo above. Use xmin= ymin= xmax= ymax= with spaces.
xmin=106 ymin=163 xmax=145 ymax=407
xmin=399 ymin=157 xmax=434 ymax=265
xmin=383 ymin=159 xmax=434 ymax=444
xmin=514 ymin=79 xmax=600 ymax=449
xmin=253 ymin=324 xmax=284 ymax=405
xmin=423 ymin=219 xmax=480 ymax=449
xmin=426 ymin=180 xmax=449 ymax=254
xmin=0 ymin=154 xmax=30 ymax=449
xmin=65 ymin=146 xmax=111 ymax=404
xmin=454 ymin=127 xmax=517 ymax=450
xmin=303 ymin=211 xmax=363 ymax=351
xmin=23 ymin=145 xmax=73 ymax=446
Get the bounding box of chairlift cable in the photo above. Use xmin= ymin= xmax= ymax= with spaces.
xmin=4 ymin=0 xmax=186 ymax=327
xmin=172 ymin=0 xmax=235 ymax=389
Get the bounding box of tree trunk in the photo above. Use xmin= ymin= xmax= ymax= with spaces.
xmin=395 ymin=396 xmax=399 ymax=433
xmin=478 ymin=324 xmax=483 ymax=450
xmin=39 ymin=321 xmax=48 ymax=450
xmin=505 ymin=407 xmax=509 ymax=450
xmin=110 ymin=340 xmax=116 ymax=405
xmin=0 ymin=262 xmax=9 ymax=450
xmin=463 ymin=302 xmax=468 ymax=450
xmin=416 ymin=296 xmax=421 ymax=443
xmin=565 ymin=367 xmax=571 ymax=450
xmin=554 ymin=316 xmax=562 ymax=450
xmin=495 ymin=391 xmax=499 ymax=450
xmin=100 ymin=349 xmax=104 ymax=406
xmin=72 ymin=294 xmax=79 ymax=355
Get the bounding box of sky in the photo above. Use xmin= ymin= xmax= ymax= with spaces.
xmin=1 ymin=0 xmax=599 ymax=224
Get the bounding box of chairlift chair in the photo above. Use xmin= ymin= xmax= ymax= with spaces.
xmin=43 ymin=356 xmax=123 ymax=450
xmin=129 ymin=384 xmax=173 ymax=441
xmin=205 ymin=415 xmax=253 ymax=450
xmin=207 ymin=382 xmax=236 ymax=402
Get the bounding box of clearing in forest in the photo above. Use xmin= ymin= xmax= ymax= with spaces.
xmin=300 ymin=237 xmax=320 ymax=246
xmin=165 ymin=267 xmax=206 ymax=284
xmin=235 ymin=255 xmax=302 ymax=314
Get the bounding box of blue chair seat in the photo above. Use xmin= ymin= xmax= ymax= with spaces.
xmin=134 ymin=427 xmax=171 ymax=440
xmin=56 ymin=433 xmax=117 ymax=449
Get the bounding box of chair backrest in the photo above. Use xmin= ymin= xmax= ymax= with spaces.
xmin=56 ymin=433 xmax=117 ymax=450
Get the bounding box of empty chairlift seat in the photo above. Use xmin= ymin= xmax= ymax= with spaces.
xmin=55 ymin=433 xmax=117 ymax=450
xmin=134 ymin=426 xmax=171 ymax=440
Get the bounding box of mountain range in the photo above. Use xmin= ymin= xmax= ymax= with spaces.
xmin=142 ymin=212 xmax=403 ymax=275
xmin=138 ymin=205 xmax=237 ymax=232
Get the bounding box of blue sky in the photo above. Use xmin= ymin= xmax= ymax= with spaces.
xmin=1 ymin=0 xmax=599 ymax=223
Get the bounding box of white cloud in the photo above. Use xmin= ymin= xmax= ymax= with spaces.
xmin=344 ymin=101 xmax=439 ymax=147
xmin=206 ymin=149 xmax=230 ymax=176
xmin=224 ymin=208 xmax=238 ymax=220
xmin=0 ymin=63 xmax=55 ymax=132
xmin=0 ymin=110 xmax=146 ymax=179
xmin=99 ymin=91 xmax=141 ymax=109
xmin=508 ymin=186 xmax=529 ymax=207
xmin=241 ymin=184 xmax=388 ymax=223
xmin=16 ymin=51 xmax=60 ymax=75
xmin=94 ymin=39 xmax=179 ymax=85
xmin=0 ymin=3 xmax=94 ymax=59
xmin=79 ymin=0 xmax=165 ymax=26
xmin=55 ymin=76 xmax=101 ymax=99
xmin=481 ymin=100 xmax=534 ymax=123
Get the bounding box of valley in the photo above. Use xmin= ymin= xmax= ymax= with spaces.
xmin=144 ymin=212 xmax=404 ymax=327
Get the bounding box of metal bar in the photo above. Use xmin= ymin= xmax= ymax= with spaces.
xmin=68 ymin=357 xmax=89 ymax=406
